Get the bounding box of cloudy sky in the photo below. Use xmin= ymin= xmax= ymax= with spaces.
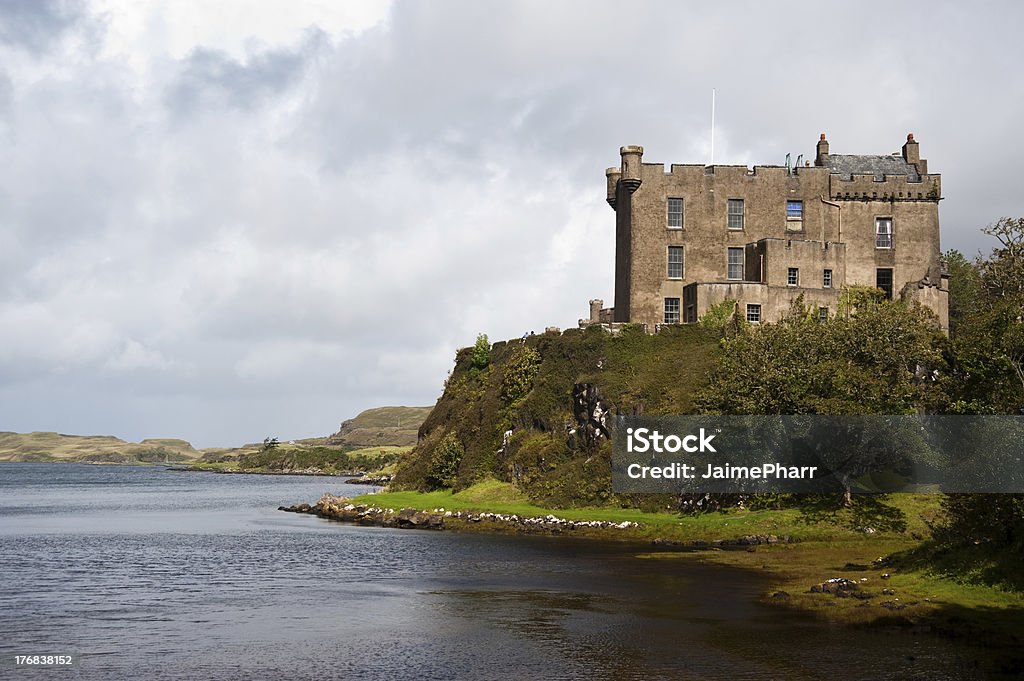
xmin=1 ymin=1 xmax=1022 ymax=447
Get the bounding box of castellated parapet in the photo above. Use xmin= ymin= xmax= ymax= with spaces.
xmin=584 ymin=133 xmax=948 ymax=332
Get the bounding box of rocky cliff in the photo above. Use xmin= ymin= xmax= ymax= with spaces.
xmin=391 ymin=325 xmax=720 ymax=508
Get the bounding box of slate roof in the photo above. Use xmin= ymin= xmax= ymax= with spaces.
xmin=825 ymin=154 xmax=920 ymax=181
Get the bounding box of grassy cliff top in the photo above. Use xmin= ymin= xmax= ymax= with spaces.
xmin=325 ymin=406 xmax=432 ymax=448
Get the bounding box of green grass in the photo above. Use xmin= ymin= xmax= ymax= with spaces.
xmin=357 ymin=483 xmax=942 ymax=543
xmin=662 ymin=539 xmax=1024 ymax=642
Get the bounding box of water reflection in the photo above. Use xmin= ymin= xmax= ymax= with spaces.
xmin=0 ymin=464 xmax=995 ymax=680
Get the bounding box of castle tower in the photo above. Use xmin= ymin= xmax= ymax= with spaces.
xmin=612 ymin=146 xmax=644 ymax=321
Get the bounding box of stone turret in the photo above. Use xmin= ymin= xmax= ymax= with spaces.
xmin=605 ymin=167 xmax=621 ymax=209
xmin=619 ymin=145 xmax=643 ymax=193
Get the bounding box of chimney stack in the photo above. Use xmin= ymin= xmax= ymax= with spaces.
xmin=815 ymin=133 xmax=829 ymax=166
xmin=902 ymin=132 xmax=921 ymax=167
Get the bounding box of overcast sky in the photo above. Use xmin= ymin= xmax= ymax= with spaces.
xmin=1 ymin=1 xmax=1022 ymax=447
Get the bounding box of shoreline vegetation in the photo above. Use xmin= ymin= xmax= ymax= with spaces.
xmin=281 ymin=479 xmax=1023 ymax=670
xmin=176 ymin=442 xmax=411 ymax=480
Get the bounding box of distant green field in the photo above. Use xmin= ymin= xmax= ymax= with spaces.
xmin=0 ymin=431 xmax=199 ymax=463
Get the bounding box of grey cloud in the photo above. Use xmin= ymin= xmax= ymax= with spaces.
xmin=1 ymin=1 xmax=1022 ymax=446
xmin=166 ymin=31 xmax=326 ymax=118
xmin=0 ymin=0 xmax=83 ymax=54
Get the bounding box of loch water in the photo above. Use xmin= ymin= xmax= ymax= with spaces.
xmin=0 ymin=463 xmax=995 ymax=680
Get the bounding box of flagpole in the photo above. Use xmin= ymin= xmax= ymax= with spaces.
xmin=711 ymin=88 xmax=716 ymax=166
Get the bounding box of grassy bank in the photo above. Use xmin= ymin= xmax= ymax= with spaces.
xmin=357 ymin=480 xmax=938 ymax=543
xmin=351 ymin=481 xmax=1024 ymax=650
xmin=189 ymin=445 xmax=412 ymax=475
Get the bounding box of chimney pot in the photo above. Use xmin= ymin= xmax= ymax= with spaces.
xmin=820 ymin=133 xmax=826 ymax=141
xmin=907 ymin=133 xmax=914 ymax=141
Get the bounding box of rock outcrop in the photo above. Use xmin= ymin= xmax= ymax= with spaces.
xmin=809 ymin=577 xmax=875 ymax=599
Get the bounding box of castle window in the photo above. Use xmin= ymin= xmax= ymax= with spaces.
xmin=876 ymin=268 xmax=894 ymax=300
xmin=727 ymin=248 xmax=744 ymax=280
xmin=746 ymin=304 xmax=761 ymax=324
xmin=787 ymin=267 xmax=799 ymax=287
xmin=786 ymin=200 xmax=803 ymax=220
xmin=818 ymin=306 xmax=828 ymax=321
xmin=664 ymin=298 xmax=680 ymax=324
xmin=667 ymin=246 xmax=684 ymax=279
xmin=727 ymin=199 xmax=744 ymax=230
xmin=667 ymin=198 xmax=684 ymax=229
xmin=823 ymin=269 xmax=833 ymax=288
xmin=875 ymin=218 xmax=893 ymax=249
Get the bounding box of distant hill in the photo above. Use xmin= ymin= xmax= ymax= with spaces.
xmin=0 ymin=406 xmax=432 ymax=467
xmin=325 ymin=406 xmax=432 ymax=448
xmin=0 ymin=432 xmax=200 ymax=463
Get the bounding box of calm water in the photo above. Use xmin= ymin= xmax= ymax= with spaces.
xmin=0 ymin=463 xmax=994 ymax=680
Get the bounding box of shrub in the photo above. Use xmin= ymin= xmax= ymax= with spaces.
xmin=427 ymin=432 xmax=463 ymax=489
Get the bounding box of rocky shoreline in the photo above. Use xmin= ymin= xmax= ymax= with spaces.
xmin=343 ymin=473 xmax=393 ymax=485
xmin=279 ymin=493 xmax=641 ymax=534
xmin=278 ymin=494 xmax=807 ymax=545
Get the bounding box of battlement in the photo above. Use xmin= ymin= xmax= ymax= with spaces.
xmin=829 ymin=173 xmax=941 ymax=201
xmin=641 ymin=163 xmax=829 ymax=181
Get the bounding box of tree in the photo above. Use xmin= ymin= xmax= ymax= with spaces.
xmin=468 ymin=333 xmax=490 ymax=378
xmin=932 ymin=220 xmax=1024 ymax=570
xmin=943 ymin=221 xmax=1024 ymax=413
xmin=698 ymin=292 xmax=946 ymax=417
xmin=426 ymin=431 xmax=463 ymax=489
xmin=697 ymin=293 xmax=948 ymax=505
xmin=943 ymin=249 xmax=983 ymax=338
xmin=979 ymin=217 xmax=1024 ymax=298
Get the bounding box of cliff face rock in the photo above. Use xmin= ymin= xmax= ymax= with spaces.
xmin=325 ymin=406 xmax=432 ymax=448
xmin=571 ymin=383 xmax=611 ymax=450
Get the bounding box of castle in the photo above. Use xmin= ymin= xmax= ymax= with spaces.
xmin=583 ymin=133 xmax=948 ymax=332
